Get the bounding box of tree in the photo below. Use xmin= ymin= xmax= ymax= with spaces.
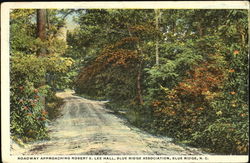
xmin=10 ymin=9 xmax=74 ymax=142
xmin=154 ymin=9 xmax=161 ymax=65
xmin=37 ymin=9 xmax=47 ymax=56
xmin=73 ymin=9 xmax=157 ymax=105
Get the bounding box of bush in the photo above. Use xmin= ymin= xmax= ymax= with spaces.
xmin=10 ymin=82 xmax=50 ymax=142
xmin=148 ymin=50 xmax=248 ymax=154
xmin=10 ymin=53 xmax=73 ymax=142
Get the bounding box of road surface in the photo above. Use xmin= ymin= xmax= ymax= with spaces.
xmin=12 ymin=91 xmax=205 ymax=155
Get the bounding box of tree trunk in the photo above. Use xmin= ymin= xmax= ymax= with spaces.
xmin=128 ymin=27 xmax=144 ymax=105
xmin=136 ymin=61 xmax=144 ymax=105
xmin=37 ymin=9 xmax=47 ymax=56
xmin=154 ymin=9 xmax=160 ymax=66
xmin=36 ymin=9 xmax=47 ymax=107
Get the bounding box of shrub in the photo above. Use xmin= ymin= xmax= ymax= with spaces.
xmin=10 ymin=53 xmax=73 ymax=141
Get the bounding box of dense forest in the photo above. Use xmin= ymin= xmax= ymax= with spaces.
xmin=10 ymin=9 xmax=248 ymax=155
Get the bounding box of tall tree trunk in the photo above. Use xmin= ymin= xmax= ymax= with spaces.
xmin=136 ymin=61 xmax=144 ymax=105
xmin=128 ymin=28 xmax=144 ymax=105
xmin=36 ymin=9 xmax=47 ymax=107
xmin=154 ymin=9 xmax=160 ymax=66
xmin=37 ymin=9 xmax=47 ymax=56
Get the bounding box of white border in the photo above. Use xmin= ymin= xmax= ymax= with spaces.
xmin=1 ymin=1 xmax=250 ymax=9
xmin=1 ymin=1 xmax=249 ymax=163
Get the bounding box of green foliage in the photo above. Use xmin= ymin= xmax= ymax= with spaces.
xmin=10 ymin=9 xmax=36 ymax=54
xmin=10 ymin=9 xmax=74 ymax=142
xmin=10 ymin=53 xmax=73 ymax=141
xmin=145 ymin=9 xmax=249 ymax=155
xmin=197 ymin=47 xmax=249 ymax=154
xmin=10 ymin=80 xmax=50 ymax=142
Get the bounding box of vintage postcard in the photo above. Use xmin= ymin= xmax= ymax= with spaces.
xmin=1 ymin=1 xmax=249 ymax=163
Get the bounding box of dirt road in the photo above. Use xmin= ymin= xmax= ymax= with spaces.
xmin=13 ymin=91 xmax=205 ymax=155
